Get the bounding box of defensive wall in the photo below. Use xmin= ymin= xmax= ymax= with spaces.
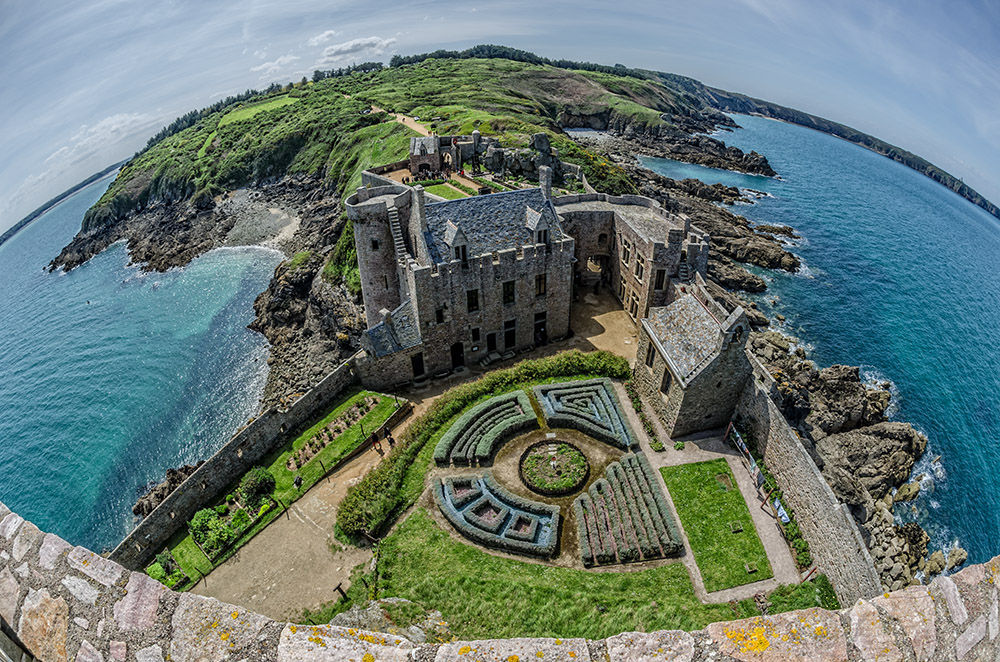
xmin=2 ymin=500 xmax=998 ymax=661
xmin=735 ymin=353 xmax=884 ymax=607
xmin=109 ymin=356 xmax=363 ymax=571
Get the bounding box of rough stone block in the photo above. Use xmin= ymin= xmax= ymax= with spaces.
xmin=936 ymin=576 xmax=969 ymax=625
xmin=435 ymin=637 xmax=590 ymax=662
xmin=848 ymin=600 xmax=901 ymax=662
xmin=113 ymin=571 xmax=165 ymax=631
xmin=605 ymin=630 xmax=694 ymax=662
xmin=956 ymin=614 xmax=986 ymax=660
xmin=873 ymin=586 xmax=937 ymax=661
xmin=110 ymin=640 xmax=126 ymax=661
xmin=74 ymin=616 xmax=90 ymax=630
xmin=38 ymin=533 xmax=72 ymax=570
xmin=0 ymin=566 xmax=19 ymax=624
xmin=11 ymin=522 xmax=40 ymax=562
xmin=170 ymin=593 xmax=269 ymax=662
xmin=706 ymin=608 xmax=847 ymax=662
xmin=136 ymin=644 xmax=166 ymax=662
xmin=0 ymin=512 xmax=24 ymax=540
xmin=68 ymin=546 xmax=123 ymax=587
xmin=278 ymin=624 xmax=414 ymax=661
xmin=17 ymin=588 xmax=69 ymax=662
xmin=76 ymin=640 xmax=104 ymax=662
xmin=61 ymin=576 xmax=99 ymax=606
xmin=989 ymin=589 xmax=998 ymax=641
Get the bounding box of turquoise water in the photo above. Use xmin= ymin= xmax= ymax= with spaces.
xmin=641 ymin=115 xmax=1000 ymax=564
xmin=0 ymin=173 xmax=281 ymax=552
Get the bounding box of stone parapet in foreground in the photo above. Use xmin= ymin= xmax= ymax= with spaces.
xmin=0 ymin=502 xmax=997 ymax=661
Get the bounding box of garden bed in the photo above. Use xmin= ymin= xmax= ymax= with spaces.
xmin=660 ymin=458 xmax=773 ymax=592
xmin=519 ymin=441 xmax=589 ymax=496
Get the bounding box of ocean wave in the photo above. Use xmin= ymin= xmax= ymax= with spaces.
xmin=861 ymin=365 xmax=900 ymax=418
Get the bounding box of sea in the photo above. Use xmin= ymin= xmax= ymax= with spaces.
xmin=0 ymin=173 xmax=282 ymax=552
xmin=638 ymin=114 xmax=1000 ymax=564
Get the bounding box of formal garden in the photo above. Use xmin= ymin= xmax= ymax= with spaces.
xmin=145 ymin=388 xmax=403 ymax=589
xmin=314 ymin=350 xmax=840 ymax=638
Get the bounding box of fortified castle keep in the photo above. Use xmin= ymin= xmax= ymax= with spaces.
xmin=350 ymin=134 xmax=739 ymax=438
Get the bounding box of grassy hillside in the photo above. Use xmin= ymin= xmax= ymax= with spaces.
xmin=82 ymin=56 xmax=739 ymax=233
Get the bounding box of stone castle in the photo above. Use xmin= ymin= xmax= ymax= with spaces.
xmin=351 ymin=133 xmax=746 ymax=439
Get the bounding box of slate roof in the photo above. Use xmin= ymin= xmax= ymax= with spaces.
xmin=365 ymin=299 xmax=422 ymax=358
xmin=411 ymin=136 xmax=438 ymax=155
xmin=645 ymin=295 xmax=722 ymax=380
xmin=423 ymin=188 xmax=563 ymax=263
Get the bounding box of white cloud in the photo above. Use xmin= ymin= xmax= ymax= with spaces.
xmin=307 ymin=29 xmax=340 ymax=47
xmin=314 ymin=36 xmax=397 ymax=67
xmin=250 ymin=54 xmax=299 ymax=75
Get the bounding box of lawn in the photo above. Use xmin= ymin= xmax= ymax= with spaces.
xmin=163 ymin=389 xmax=400 ymax=587
xmin=660 ymin=459 xmax=773 ymax=592
xmin=319 ymin=509 xmax=835 ymax=639
xmin=424 ymin=183 xmax=468 ymax=200
xmin=218 ymin=95 xmax=301 ymax=127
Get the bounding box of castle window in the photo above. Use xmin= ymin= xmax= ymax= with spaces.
xmin=645 ymin=344 xmax=656 ymax=368
xmin=628 ymin=290 xmax=639 ymax=318
xmin=654 ymin=269 xmax=666 ymax=290
xmin=502 ymin=280 xmax=515 ymax=305
xmin=660 ymin=371 xmax=672 ymax=393
xmin=371 ymin=239 xmax=380 ymax=251
xmin=621 ymin=238 xmax=631 ymax=265
xmin=471 ymin=328 xmax=481 ymax=342
xmin=436 ymin=308 xmax=445 ymax=324
xmin=467 ymin=289 xmax=480 ymax=313
xmin=454 ymin=244 xmax=468 ymax=266
xmin=598 ymin=233 xmax=607 ymax=245
xmin=635 ymin=255 xmax=645 ymax=281
xmin=536 ymin=229 xmax=549 ymax=245
xmin=618 ymin=277 xmax=626 ymax=300
xmin=535 ymin=274 xmax=547 ymax=297
xmin=384 ymin=275 xmax=389 ymax=290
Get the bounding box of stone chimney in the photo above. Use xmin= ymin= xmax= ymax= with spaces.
xmin=412 ymin=185 xmax=428 ymax=233
xmin=539 ymin=165 xmax=553 ymax=202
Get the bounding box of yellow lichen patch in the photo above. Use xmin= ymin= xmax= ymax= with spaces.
xmin=231 ymin=611 xmax=239 ymax=619
xmin=363 ymin=653 xmax=375 ymax=662
xmin=459 ymin=646 xmax=472 ymax=655
xmin=220 ymin=632 xmax=230 ymax=641
xmin=725 ymin=624 xmax=772 ymax=653
xmin=536 ymin=652 xmax=544 ymax=658
xmin=568 ymin=652 xmax=577 ymax=658
xmin=554 ymin=640 xmax=562 ymax=645
xmin=508 ymin=656 xmax=520 ymax=662
xmin=290 ymin=625 xmax=297 ymax=634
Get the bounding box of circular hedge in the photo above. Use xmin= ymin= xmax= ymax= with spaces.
xmin=519 ymin=441 xmax=590 ymax=496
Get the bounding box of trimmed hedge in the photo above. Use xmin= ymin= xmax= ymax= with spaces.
xmin=443 ymin=476 xmax=483 ymax=509
xmin=433 ymin=473 xmax=560 ymax=558
xmin=573 ymin=452 xmax=684 ymax=566
xmin=534 ymin=379 xmax=637 ymax=450
xmin=435 ymin=391 xmax=537 ymax=465
xmin=338 ymin=350 xmax=628 ymax=537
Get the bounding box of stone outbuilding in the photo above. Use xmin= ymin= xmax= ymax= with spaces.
xmin=635 ymin=277 xmax=752 ymax=437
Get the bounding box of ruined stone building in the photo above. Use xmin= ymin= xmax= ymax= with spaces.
xmin=351 ymin=137 xmax=746 ymax=439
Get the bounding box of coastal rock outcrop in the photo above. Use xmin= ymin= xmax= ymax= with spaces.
xmin=133 ymin=463 xmax=204 ymax=519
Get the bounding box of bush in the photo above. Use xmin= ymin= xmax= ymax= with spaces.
xmin=337 ymin=350 xmax=628 ymax=537
xmin=147 ymin=562 xmax=167 ymax=583
xmin=189 ymin=509 xmax=218 ymax=542
xmin=214 ymin=504 xmax=229 ymax=516
xmin=674 ymin=441 xmax=685 ymax=450
xmin=231 ymin=508 xmax=251 ymax=532
xmin=239 ymin=467 xmax=276 ymax=509
xmin=154 ymin=551 xmax=175 ymax=574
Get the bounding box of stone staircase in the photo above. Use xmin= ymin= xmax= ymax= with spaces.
xmin=678 ymin=261 xmax=691 ymax=282
xmin=387 ymin=206 xmax=408 ymax=264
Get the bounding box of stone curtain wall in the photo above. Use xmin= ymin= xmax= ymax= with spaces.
xmin=735 ymin=355 xmax=883 ymax=606
xmin=109 ymin=358 xmax=360 ymax=571
xmin=3 ymin=502 xmax=1000 ymax=661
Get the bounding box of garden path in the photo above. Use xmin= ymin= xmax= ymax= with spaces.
xmin=613 ymin=381 xmax=803 ymax=604
xmin=371 ymin=105 xmax=431 ymax=136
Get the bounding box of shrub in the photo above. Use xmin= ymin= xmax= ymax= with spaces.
xmin=674 ymin=441 xmax=685 ymax=451
xmin=214 ymin=504 xmax=229 ymax=517
xmin=258 ymin=503 xmax=272 ymax=518
xmin=146 ymin=562 xmax=167 ymax=583
xmin=231 ymin=509 xmax=251 ymax=532
xmin=337 ymin=350 xmax=627 ymax=537
xmin=189 ymin=509 xmax=218 ymax=543
xmin=154 ymin=551 xmax=175 ymax=574
xmin=239 ymin=467 xmax=276 ymax=509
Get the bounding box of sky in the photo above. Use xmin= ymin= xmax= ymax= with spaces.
xmin=1 ymin=0 xmax=998 ymax=232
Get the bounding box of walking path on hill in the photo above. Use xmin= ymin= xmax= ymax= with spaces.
xmin=371 ymin=105 xmax=430 ymax=136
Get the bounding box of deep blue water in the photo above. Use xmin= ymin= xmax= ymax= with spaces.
xmin=0 ymin=173 xmax=281 ymax=552
xmin=641 ymin=115 xmax=1000 ymax=564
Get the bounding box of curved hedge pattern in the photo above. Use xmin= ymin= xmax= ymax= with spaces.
xmin=433 ymin=391 xmax=539 ymax=466
xmin=435 ymin=472 xmax=560 ymax=558
xmin=532 ymin=379 xmax=636 ymax=450
xmin=573 ymin=452 xmax=682 ymax=566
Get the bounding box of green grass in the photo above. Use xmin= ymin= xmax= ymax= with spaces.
xmin=324 ymin=509 xmax=836 ymax=638
xmin=660 ymin=459 xmax=773 ymax=592
xmin=218 ymin=96 xmax=301 ymax=127
xmin=424 ymin=183 xmax=467 ymax=200
xmin=287 ymin=250 xmax=313 ymax=270
xmin=197 ymin=130 xmax=217 ymax=159
xmin=161 ymin=389 xmax=399 ymax=588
